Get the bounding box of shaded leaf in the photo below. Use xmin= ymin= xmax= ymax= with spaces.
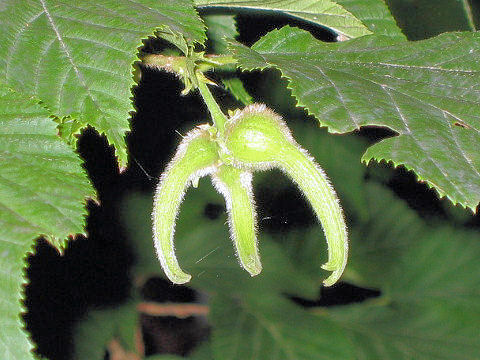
xmin=329 ymin=301 xmax=480 ymax=360
xmin=230 ymin=26 xmax=480 ymax=211
xmin=195 ymin=0 xmax=372 ymax=39
xmin=385 ymin=227 xmax=480 ymax=310
xmin=0 ymin=85 xmax=94 ymax=359
xmin=336 ymin=0 xmax=405 ymax=40
xmin=222 ymin=77 xmax=253 ymax=105
xmin=204 ymin=14 xmax=237 ymax=54
xmin=328 ymin=226 xmax=480 ymax=359
xmin=387 ymin=0 xmax=477 ymax=40
xmin=202 ymin=14 xmax=253 ymax=105
xmin=0 ymin=0 xmax=206 ymax=167
xmin=282 ymin=176 xmax=480 ymax=358
xmin=344 ymin=183 xmax=423 ymax=288
xmin=73 ymin=301 xmax=138 ymax=360
xmin=210 ymin=294 xmax=354 ymax=360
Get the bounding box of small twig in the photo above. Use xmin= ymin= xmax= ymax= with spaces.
xmin=108 ymin=339 xmax=141 ymax=360
xmin=135 ymin=325 xmax=145 ymax=358
xmin=137 ymin=302 xmax=209 ymax=318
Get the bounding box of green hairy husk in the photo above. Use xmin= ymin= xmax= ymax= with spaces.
xmin=153 ymin=103 xmax=348 ymax=286
xmin=224 ymin=104 xmax=348 ymax=286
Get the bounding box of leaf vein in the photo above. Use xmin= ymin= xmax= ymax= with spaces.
xmin=39 ymin=0 xmax=101 ymax=114
xmin=5 ymin=10 xmax=45 ymax=82
xmin=382 ymin=86 xmax=468 ymax=200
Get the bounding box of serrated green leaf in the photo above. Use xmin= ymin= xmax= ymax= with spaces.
xmin=0 ymin=0 xmax=206 ymax=167
xmin=73 ymin=301 xmax=138 ymax=360
xmin=195 ymin=0 xmax=372 ymax=39
xmin=0 ymin=85 xmax=94 ymax=359
xmin=335 ymin=0 xmax=405 ymax=40
xmin=387 ymin=0 xmax=477 ymax=40
xmin=210 ymin=294 xmax=354 ymax=360
xmin=230 ymin=26 xmax=480 ymax=211
xmin=53 ymin=115 xmax=84 ymax=146
xmin=0 ymin=233 xmax=35 ymax=360
xmin=0 ymin=86 xmax=94 ymax=246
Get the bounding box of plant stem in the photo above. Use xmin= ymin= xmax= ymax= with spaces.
xmin=196 ymin=74 xmax=227 ymax=135
xmin=142 ymin=53 xmax=237 ymax=72
xmin=204 ymin=54 xmax=237 ymax=66
xmin=142 ymin=52 xmax=233 ymax=135
xmin=461 ymin=0 xmax=477 ymax=31
xmin=137 ymin=302 xmax=209 ymax=318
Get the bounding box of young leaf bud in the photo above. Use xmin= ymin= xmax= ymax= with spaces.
xmin=152 ymin=125 xmax=219 ymax=284
xmin=211 ymin=165 xmax=262 ymax=277
xmin=224 ymin=104 xmax=348 ymax=286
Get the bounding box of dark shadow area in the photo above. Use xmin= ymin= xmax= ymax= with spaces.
xmin=291 ymin=282 xmax=381 ymax=308
xmin=256 ymin=182 xmax=317 ymax=233
xmin=199 ymin=9 xmax=337 ymax=47
xmin=140 ymin=278 xmax=209 ymax=357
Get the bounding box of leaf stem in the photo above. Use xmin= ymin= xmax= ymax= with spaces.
xmin=203 ymin=54 xmax=237 ymax=66
xmin=196 ymin=73 xmax=228 ymax=135
xmin=137 ymin=302 xmax=209 ymax=318
xmin=142 ymin=53 xmax=237 ymax=72
xmin=461 ymin=0 xmax=477 ymax=31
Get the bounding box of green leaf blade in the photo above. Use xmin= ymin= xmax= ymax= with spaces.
xmin=0 ymin=226 xmax=36 ymax=360
xmin=204 ymin=14 xmax=238 ymax=54
xmin=387 ymin=0 xmax=477 ymax=40
xmin=210 ymin=294 xmax=354 ymax=360
xmin=230 ymin=26 xmax=480 ymax=211
xmin=195 ymin=0 xmax=372 ymax=39
xmin=73 ymin=301 xmax=138 ymax=360
xmin=0 ymin=85 xmax=95 ymax=359
xmin=0 ymin=0 xmax=206 ymax=167
xmin=335 ymin=0 xmax=406 ymax=40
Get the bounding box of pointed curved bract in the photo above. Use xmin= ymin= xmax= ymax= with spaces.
xmin=152 ymin=125 xmax=219 ymax=284
xmin=212 ymin=165 xmax=262 ymax=276
xmin=280 ymin=146 xmax=348 ymax=286
xmin=224 ymin=104 xmax=348 ymax=286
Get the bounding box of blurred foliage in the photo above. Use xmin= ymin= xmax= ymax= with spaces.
xmin=386 ymin=0 xmax=479 ymax=40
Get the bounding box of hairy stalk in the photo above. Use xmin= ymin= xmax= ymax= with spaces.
xmin=196 ymin=74 xmax=228 ymax=135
